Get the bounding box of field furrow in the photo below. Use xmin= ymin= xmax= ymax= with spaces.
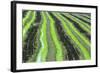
xmin=79 ymin=13 xmax=91 ymax=19
xmin=23 ymin=11 xmax=32 ymax=26
xmin=60 ymin=13 xmax=91 ymax=51
xmin=36 ymin=12 xmax=48 ymax=62
xmin=52 ymin=12 xmax=90 ymax=59
xmin=23 ymin=11 xmax=36 ymax=40
xmin=70 ymin=13 xmax=90 ymax=24
xmin=63 ymin=13 xmax=90 ymax=34
xmin=22 ymin=11 xmax=91 ymax=63
xmin=46 ymin=12 xmax=64 ymax=61
xmin=50 ymin=12 xmax=80 ymax=60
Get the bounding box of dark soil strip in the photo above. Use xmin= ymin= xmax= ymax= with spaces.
xmin=22 ymin=11 xmax=41 ymax=63
xmin=80 ymin=14 xmax=91 ymax=20
xmin=50 ymin=12 xmax=80 ymax=60
xmin=46 ymin=13 xmax=56 ymax=61
xmin=22 ymin=10 xmax=28 ymax=18
xmin=69 ymin=13 xmax=91 ymax=25
xmin=34 ymin=11 xmax=41 ymax=23
xmin=61 ymin=13 xmax=91 ymax=40
xmin=23 ymin=10 xmax=34 ymax=27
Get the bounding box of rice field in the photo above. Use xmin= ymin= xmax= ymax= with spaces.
xmin=22 ymin=10 xmax=91 ymax=63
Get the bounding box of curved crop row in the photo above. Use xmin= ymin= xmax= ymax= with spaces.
xmin=22 ymin=11 xmax=91 ymax=62
xmin=70 ymin=13 xmax=90 ymax=24
xmin=61 ymin=13 xmax=90 ymax=50
xmin=22 ymin=11 xmax=38 ymax=62
xmin=23 ymin=11 xmax=36 ymax=40
xmin=36 ymin=12 xmax=48 ymax=62
xmin=79 ymin=13 xmax=91 ymax=19
xmin=52 ymin=12 xmax=90 ymax=59
xmin=23 ymin=11 xmax=32 ymax=26
xmin=46 ymin=12 xmax=64 ymax=61
xmin=63 ymin=13 xmax=90 ymax=34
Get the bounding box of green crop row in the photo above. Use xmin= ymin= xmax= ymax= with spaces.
xmin=22 ymin=10 xmax=91 ymax=63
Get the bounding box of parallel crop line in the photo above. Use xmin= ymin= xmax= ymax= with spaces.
xmin=63 ymin=13 xmax=90 ymax=34
xmin=46 ymin=12 xmax=63 ymax=61
xmin=23 ymin=11 xmax=36 ymax=40
xmin=61 ymin=13 xmax=90 ymax=49
xmin=36 ymin=12 xmax=48 ymax=62
xmin=23 ymin=11 xmax=32 ymax=26
xmin=80 ymin=14 xmax=90 ymax=19
xmin=46 ymin=14 xmax=56 ymax=61
xmin=70 ymin=13 xmax=90 ymax=23
xmin=60 ymin=12 xmax=90 ymax=56
xmin=53 ymin=12 xmax=90 ymax=59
